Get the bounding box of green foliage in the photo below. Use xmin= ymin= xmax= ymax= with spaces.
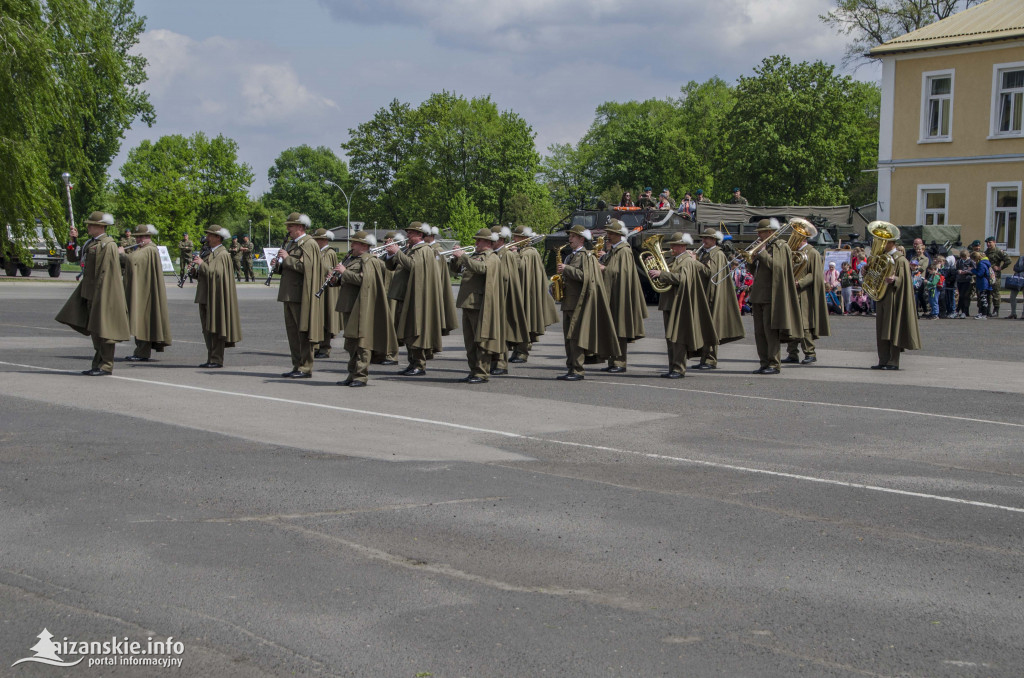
xmin=0 ymin=0 xmax=153 ymax=249
xmin=444 ymin=189 xmax=485 ymax=245
xmin=343 ymin=92 xmax=540 ymax=230
xmin=113 ymin=133 xmax=253 ymax=246
xmin=264 ymin=145 xmax=351 ymax=229
xmin=537 ymin=142 xmax=600 ymax=212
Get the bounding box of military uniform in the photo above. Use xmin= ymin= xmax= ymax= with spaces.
xmin=194 ymin=227 xmax=242 ymax=367
xmin=178 ymin=237 xmax=193 ymax=278
xmin=557 ymin=226 xmax=620 ymax=378
xmin=229 ymin=238 xmax=242 ymax=281
xmin=656 ymin=239 xmax=717 ymax=377
xmin=693 ymin=236 xmax=744 ymax=367
xmin=872 ymin=226 xmax=922 ymax=369
xmin=56 ymin=212 xmax=130 ymax=374
xmin=600 ymin=224 xmax=647 ymax=371
xmin=119 ymin=231 xmax=136 ymax=249
xmin=784 ymin=241 xmax=830 ymax=363
xmin=748 ymin=221 xmax=802 ymax=373
xmin=239 ymin=237 xmax=255 ymax=282
xmin=490 ymin=234 xmax=528 ymax=374
xmin=986 ymin=243 xmax=1012 ymax=315
xmin=276 ymin=214 xmax=325 ymax=376
xmin=510 ymin=228 xmax=559 ymax=362
xmin=385 ymin=223 xmax=444 ymax=374
xmin=334 ymin=234 xmax=396 ymax=386
xmin=120 ymin=225 xmax=172 ymax=360
xmin=450 ymin=230 xmax=505 ymax=382
xmin=727 ymin=194 xmax=749 ymax=205
xmin=314 ymin=233 xmax=340 ymax=358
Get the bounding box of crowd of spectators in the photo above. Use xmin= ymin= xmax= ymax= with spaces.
xmin=617 ymin=187 xmax=733 ymax=219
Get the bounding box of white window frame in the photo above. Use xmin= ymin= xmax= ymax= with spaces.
xmin=916 ymin=184 xmax=949 ymax=226
xmin=919 ymin=69 xmax=954 ymax=143
xmin=989 ymin=61 xmax=1024 ymax=139
xmin=985 ymin=181 xmax=1022 ymax=256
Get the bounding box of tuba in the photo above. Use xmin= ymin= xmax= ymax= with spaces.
xmin=787 ymin=218 xmax=817 ymax=279
xmin=550 ymin=244 xmax=568 ymax=302
xmin=861 ymin=221 xmax=899 ymax=301
xmin=640 ymin=234 xmax=672 ymax=294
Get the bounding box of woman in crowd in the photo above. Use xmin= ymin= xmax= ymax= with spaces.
xmin=971 ymin=251 xmax=992 ymax=319
xmin=618 ymin=192 xmax=634 ymax=207
xmin=839 ymin=261 xmax=858 ymax=314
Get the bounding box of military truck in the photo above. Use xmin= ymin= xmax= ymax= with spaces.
xmin=2 ymin=222 xmax=66 ymax=278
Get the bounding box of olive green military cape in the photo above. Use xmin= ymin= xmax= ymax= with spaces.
xmin=340 ymin=253 xmax=398 ymax=356
xmin=601 ymin=242 xmax=647 ymax=341
xmin=56 ymin=233 xmax=130 ymax=341
xmin=792 ymin=245 xmax=831 ymax=339
xmin=495 ymin=246 xmax=529 ymax=345
xmin=195 ymin=246 xmax=242 ymax=345
xmin=467 ymin=250 xmax=509 ymax=354
xmin=123 ymin=242 xmax=172 ymax=349
xmin=430 ymin=241 xmax=459 ymax=334
xmin=661 ymin=253 xmax=717 ymax=354
xmin=518 ymin=245 xmax=559 ymax=339
xmin=696 ymin=246 xmax=744 ymax=344
xmin=395 ymin=242 xmax=444 ymax=352
xmin=566 ymin=251 xmax=622 ymax=358
xmin=321 ymin=246 xmax=341 ymax=339
xmin=282 ymin=235 xmax=325 ymax=343
xmin=877 ymin=252 xmax=922 ymax=350
xmin=765 ymin=240 xmax=803 ymax=340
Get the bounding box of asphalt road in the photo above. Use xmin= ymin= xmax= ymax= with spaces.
xmin=1 ymin=279 xmax=1022 ymax=677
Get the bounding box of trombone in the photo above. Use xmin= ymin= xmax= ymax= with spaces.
xmin=708 ymin=219 xmax=793 ymax=285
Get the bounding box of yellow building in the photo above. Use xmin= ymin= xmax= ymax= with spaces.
xmin=871 ymin=0 xmax=1024 ymax=255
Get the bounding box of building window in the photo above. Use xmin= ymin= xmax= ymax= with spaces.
xmin=917 ymin=185 xmax=948 ymax=225
xmin=992 ymin=63 xmax=1024 ymax=137
xmin=921 ymin=71 xmax=953 ymax=141
xmin=987 ymin=182 xmax=1021 ymax=254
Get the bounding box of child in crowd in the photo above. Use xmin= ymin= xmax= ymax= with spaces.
xmin=848 ymin=289 xmax=871 ymax=315
xmin=922 ymin=265 xmax=940 ymax=319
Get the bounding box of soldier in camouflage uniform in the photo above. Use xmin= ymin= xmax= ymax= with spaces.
xmin=727 ymin=188 xmax=748 ymax=205
xmin=178 ymin=233 xmax=193 ymax=279
xmin=119 ymin=229 xmax=136 ymax=249
xmin=985 ymin=236 xmax=1012 ymax=317
xmin=229 ymin=236 xmax=243 ymax=281
xmin=239 ymin=235 xmax=256 ymax=282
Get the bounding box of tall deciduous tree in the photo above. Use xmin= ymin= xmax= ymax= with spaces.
xmin=264 ymin=145 xmax=351 ymax=229
xmin=444 ymin=188 xmax=485 ymax=245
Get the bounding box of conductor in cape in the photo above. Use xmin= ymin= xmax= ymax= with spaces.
xmin=56 ymin=211 xmax=130 ymax=375
xmin=120 ymin=223 xmax=172 ymax=362
xmin=193 ymin=225 xmax=242 ymax=368
xmin=274 ymin=212 xmax=325 ymax=378
xmin=555 ymin=224 xmax=620 ymax=381
xmin=747 ymin=218 xmax=801 ymax=374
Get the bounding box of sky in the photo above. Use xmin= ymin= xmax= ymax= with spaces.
xmin=116 ymin=0 xmax=880 ymax=195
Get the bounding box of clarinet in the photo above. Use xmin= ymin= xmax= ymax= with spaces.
xmin=179 ymin=245 xmax=210 ymax=287
xmin=314 ymin=270 xmax=337 ymax=299
xmin=264 ymin=239 xmax=290 ymax=286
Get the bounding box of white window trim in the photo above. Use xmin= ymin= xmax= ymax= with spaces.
xmin=985 ymin=180 xmax=1022 ymax=256
xmin=989 ymin=60 xmax=1024 ymax=139
xmin=919 ymin=69 xmax=954 ymax=143
xmin=916 ymin=184 xmax=949 ymax=226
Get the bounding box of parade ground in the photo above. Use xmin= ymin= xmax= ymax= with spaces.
xmin=1 ymin=279 xmax=1022 ymax=677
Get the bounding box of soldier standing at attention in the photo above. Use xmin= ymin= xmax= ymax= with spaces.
xmin=728 ymin=187 xmax=749 ymax=205
xmin=120 ymin=224 xmax=172 ymax=362
xmin=274 ymin=212 xmax=324 ymax=378
xmin=783 ymin=222 xmax=830 ymax=365
xmin=178 ymin=232 xmax=193 ymax=280
xmin=598 ymin=219 xmax=647 ymax=373
xmin=229 ymin=236 xmax=242 ymax=281
xmin=119 ymin=228 xmax=136 ymax=249
xmin=313 ymin=228 xmax=340 ymax=359
xmin=648 ymin=233 xmax=717 ymax=378
xmin=449 ymin=229 xmax=505 ymax=383
xmin=748 ymin=219 xmax=802 ymax=374
xmin=331 ymin=231 xmax=396 ymax=387
xmin=385 ymin=221 xmax=443 ymax=376
xmin=193 ymin=225 xmax=241 ymax=368
xmin=692 ymin=228 xmax=744 ymax=369
xmin=239 ymin=235 xmax=256 ymax=282
xmin=56 ymin=212 xmax=130 ymax=375
xmin=985 ymin=235 xmax=1012 ymax=317
xmin=508 ymin=226 xmax=558 ymax=363
xmin=554 ymin=225 xmax=620 ymax=380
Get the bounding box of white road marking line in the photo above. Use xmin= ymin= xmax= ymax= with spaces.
xmin=590 ymin=380 xmax=1024 ymax=429
xmin=1 ymin=323 xmax=204 ymax=344
xmin=3 ymin=359 xmax=1023 ymax=515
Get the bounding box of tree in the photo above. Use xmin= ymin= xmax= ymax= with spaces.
xmin=1 ymin=0 xmax=153 ymax=248
xmin=538 ymin=142 xmax=601 ymax=212
xmin=821 ymin=0 xmax=981 ymax=65
xmin=722 ymin=56 xmax=880 ymax=205
xmin=672 ymin=78 xmax=737 ymax=201
xmin=444 ymin=189 xmax=485 ymax=245
xmin=264 ymin=145 xmax=351 ymax=229
xmin=113 ymin=133 xmax=253 ymax=245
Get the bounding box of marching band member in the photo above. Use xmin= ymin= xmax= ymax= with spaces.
xmin=693 ymin=228 xmax=743 ymax=369
xmin=554 ymin=225 xmax=620 ymax=380
xmin=274 ymin=212 xmax=324 ymax=378
xmin=870 ymin=223 xmax=922 ymax=370
xmin=509 ymin=226 xmax=558 ymax=364
xmin=783 ymin=222 xmax=830 ymax=365
xmin=489 ymin=225 xmax=528 ymax=376
xmin=385 ymin=221 xmax=444 ymax=376
xmin=425 ymin=224 xmax=459 ymax=337
xmin=449 ymin=228 xmax=505 ymax=383
xmin=331 ymin=231 xmax=396 ymax=386
xmin=748 ymin=219 xmax=801 ymax=375
xmin=193 ymin=225 xmax=242 ymax=368
xmin=120 ymin=224 xmax=172 ymax=362
xmin=56 ymin=211 xmax=130 ymax=375
xmin=312 ymin=229 xmax=341 ymax=359
xmin=373 ymin=231 xmax=401 ymax=366
xmin=598 ymin=219 xmax=647 ymax=373
xmin=648 ymin=232 xmax=716 ymax=378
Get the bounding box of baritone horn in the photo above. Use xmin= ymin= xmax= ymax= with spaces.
xmin=639 ymin=234 xmax=672 ymax=294
xmin=787 ymin=218 xmax=817 ymax=279
xmin=861 ymin=221 xmax=900 ymax=301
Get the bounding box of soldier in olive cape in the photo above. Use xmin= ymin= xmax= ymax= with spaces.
xmin=692 ymin=228 xmax=744 ymax=369
xmin=747 ymin=219 xmax=802 ymax=374
xmin=312 ymin=228 xmax=341 ymax=359
xmin=56 ymin=211 xmax=130 ymax=375
xmin=178 ymin=232 xmax=193 ymax=281
xmin=330 ymin=231 xmax=397 ymax=387
xmin=449 ymin=228 xmax=507 ymax=383
xmin=597 ymin=219 xmax=647 ymax=373
xmin=509 ymin=226 xmax=558 ymax=363
xmin=229 ymin=236 xmax=243 ymax=281
xmin=648 ymin=232 xmax=717 ymax=378
xmin=193 ymin=225 xmax=242 ymax=368
xmin=120 ymin=223 xmax=172 ymax=362
xmin=871 ymin=223 xmax=922 ymax=370
xmin=372 ymin=231 xmax=402 ymax=366
xmin=385 ymin=221 xmax=444 ymax=376
xmin=239 ymin=235 xmax=256 ymax=282
xmin=489 ymin=226 xmax=529 ymax=376
xmin=784 ymin=222 xmax=830 ymax=365
xmin=554 ymin=224 xmax=621 ymax=380
xmin=274 ymin=212 xmax=325 ymax=378
xmin=425 ymin=225 xmax=459 ymax=337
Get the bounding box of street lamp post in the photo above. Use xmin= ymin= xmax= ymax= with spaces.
xmin=324 ymin=179 xmax=362 ymax=251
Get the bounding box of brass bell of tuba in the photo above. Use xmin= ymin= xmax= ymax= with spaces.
xmin=787 ymin=218 xmax=817 ymax=279
xmin=640 ymin=234 xmax=672 ymax=294
xmin=861 ymin=221 xmax=900 ymax=301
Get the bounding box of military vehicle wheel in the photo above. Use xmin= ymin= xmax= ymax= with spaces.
xmin=3 ymin=263 xmax=16 ymax=277
xmin=48 ymin=262 xmax=61 ymax=278
xmin=18 ymin=264 xmax=32 ymax=276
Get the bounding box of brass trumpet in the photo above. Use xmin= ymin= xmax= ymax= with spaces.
xmin=709 ymin=219 xmax=793 ymax=285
